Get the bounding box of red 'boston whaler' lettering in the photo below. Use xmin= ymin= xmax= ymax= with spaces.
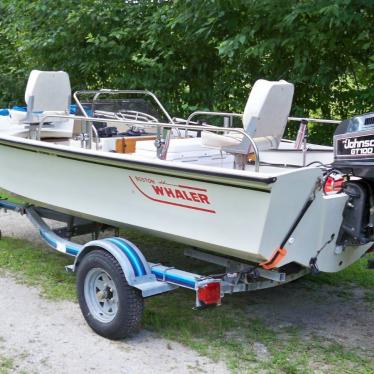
xmin=152 ymin=185 xmax=210 ymax=204
xmin=129 ymin=176 xmax=215 ymax=213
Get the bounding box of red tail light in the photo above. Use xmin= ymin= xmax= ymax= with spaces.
xmin=197 ymin=282 xmax=221 ymax=305
xmin=324 ymin=176 xmax=344 ymax=194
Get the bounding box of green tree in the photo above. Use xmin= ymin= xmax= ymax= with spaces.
xmin=1 ymin=0 xmax=373 ymax=144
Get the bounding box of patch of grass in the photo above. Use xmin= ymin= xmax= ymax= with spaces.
xmin=304 ymin=338 xmax=374 ymax=374
xmin=364 ymin=290 xmax=374 ymax=304
xmin=0 ymin=231 xmax=373 ymax=372
xmin=0 ymin=237 xmax=75 ymax=300
xmin=165 ymin=306 xmax=372 ymax=372
xmin=0 ymin=355 xmax=13 ymax=374
xmin=0 ymin=189 xmax=27 ymax=205
xmin=305 ymin=253 xmax=374 ymax=289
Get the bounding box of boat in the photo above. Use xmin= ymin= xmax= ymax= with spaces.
xmin=0 ymin=70 xmax=371 ymax=275
xmin=2 ymin=70 xmax=374 ymax=339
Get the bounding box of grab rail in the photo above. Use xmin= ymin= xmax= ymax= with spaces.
xmin=37 ymin=114 xmax=261 ymax=172
xmin=186 ymin=111 xmax=243 ymax=126
xmin=187 ymin=111 xmax=341 ymax=126
xmin=288 ymin=117 xmax=341 ymax=125
xmin=158 ymin=123 xmax=260 ymax=172
xmin=186 ymin=111 xmax=243 ymax=138
xmin=185 ymin=111 xmax=340 ymax=168
xmin=36 ymin=111 xmax=341 ymax=171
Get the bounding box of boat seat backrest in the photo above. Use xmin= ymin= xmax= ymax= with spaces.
xmin=201 ymin=79 xmax=294 ymax=154
xmin=242 ymin=79 xmax=294 ymax=145
xmin=25 ymin=70 xmax=71 ymax=114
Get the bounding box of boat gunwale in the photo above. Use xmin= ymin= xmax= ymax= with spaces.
xmin=0 ymin=136 xmax=276 ymax=192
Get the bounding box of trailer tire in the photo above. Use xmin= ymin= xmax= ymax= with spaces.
xmin=77 ymin=249 xmax=144 ymax=340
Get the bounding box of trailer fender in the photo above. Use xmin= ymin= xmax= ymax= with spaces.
xmin=73 ymin=237 xmax=175 ymax=297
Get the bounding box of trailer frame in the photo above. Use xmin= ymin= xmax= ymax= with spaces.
xmin=0 ymin=198 xmax=309 ymax=339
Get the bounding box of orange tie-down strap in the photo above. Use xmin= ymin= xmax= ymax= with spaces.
xmin=259 ymin=247 xmax=287 ymax=270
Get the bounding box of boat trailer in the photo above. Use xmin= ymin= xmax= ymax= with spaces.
xmin=0 ymin=198 xmax=309 ymax=339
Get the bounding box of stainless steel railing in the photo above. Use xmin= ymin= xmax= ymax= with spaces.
xmin=37 ymin=114 xmax=261 ymax=171
xmin=36 ymin=109 xmax=341 ymax=172
xmin=186 ymin=111 xmax=243 ymax=126
xmin=288 ymin=117 xmax=341 ymax=125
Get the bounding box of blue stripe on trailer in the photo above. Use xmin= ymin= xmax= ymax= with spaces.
xmin=39 ymin=229 xmax=80 ymax=256
xmin=106 ymin=238 xmax=145 ymax=277
xmin=39 ymin=230 xmax=57 ymax=249
xmin=66 ymin=245 xmax=80 ymax=256
xmin=151 ymin=268 xmax=196 ymax=289
xmin=0 ymin=200 xmax=21 ymax=210
xmin=113 ymin=238 xmax=147 ymax=276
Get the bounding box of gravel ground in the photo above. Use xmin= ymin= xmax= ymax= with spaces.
xmin=1 ymin=209 xmax=374 ymax=372
xmin=0 ymin=211 xmax=228 ymax=374
xmin=248 ymin=279 xmax=374 ymax=353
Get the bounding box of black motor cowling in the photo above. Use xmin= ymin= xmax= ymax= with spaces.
xmin=333 ymin=112 xmax=374 ymax=180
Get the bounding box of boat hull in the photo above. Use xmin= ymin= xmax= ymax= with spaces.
xmin=0 ymin=136 xmax=370 ymax=272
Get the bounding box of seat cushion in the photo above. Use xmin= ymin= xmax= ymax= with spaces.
xmin=135 ymin=137 xmax=221 ymax=160
xmin=201 ymin=131 xmax=243 ymax=149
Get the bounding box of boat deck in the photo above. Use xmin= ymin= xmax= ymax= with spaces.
xmin=0 ymin=127 xmax=334 ymax=179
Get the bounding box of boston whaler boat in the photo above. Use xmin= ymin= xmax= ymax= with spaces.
xmin=0 ymin=70 xmax=373 ymax=339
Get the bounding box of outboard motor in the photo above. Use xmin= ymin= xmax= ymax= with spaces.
xmin=334 ymin=112 xmax=374 ymax=179
xmin=333 ymin=112 xmax=374 ymax=247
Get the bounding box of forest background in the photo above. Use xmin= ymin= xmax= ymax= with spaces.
xmin=0 ymin=0 xmax=373 ymax=143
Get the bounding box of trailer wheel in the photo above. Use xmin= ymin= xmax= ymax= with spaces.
xmin=77 ymin=249 xmax=144 ymax=340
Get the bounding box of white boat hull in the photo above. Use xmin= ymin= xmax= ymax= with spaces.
xmin=0 ymin=135 xmax=370 ymax=273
